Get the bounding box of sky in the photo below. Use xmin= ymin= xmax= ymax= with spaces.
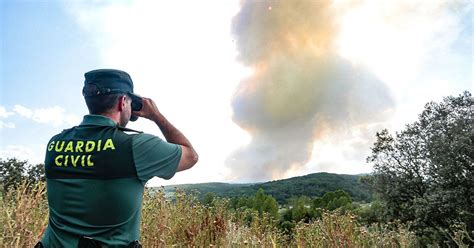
xmin=0 ymin=0 xmax=472 ymax=186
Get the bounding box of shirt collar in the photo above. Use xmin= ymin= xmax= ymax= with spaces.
xmin=80 ymin=114 xmax=118 ymax=127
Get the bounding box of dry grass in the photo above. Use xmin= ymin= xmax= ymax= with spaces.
xmin=293 ymin=213 xmax=416 ymax=248
xmin=141 ymin=188 xmax=285 ymax=247
xmin=0 ymin=182 xmax=48 ymax=247
xmin=1 ymin=183 xmax=419 ymax=247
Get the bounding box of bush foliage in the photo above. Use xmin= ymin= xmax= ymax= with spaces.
xmin=1 ymin=182 xmax=418 ymax=247
xmin=366 ymin=91 xmax=473 ymax=245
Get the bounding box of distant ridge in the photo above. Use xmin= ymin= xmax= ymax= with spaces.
xmin=160 ymin=172 xmax=372 ymax=204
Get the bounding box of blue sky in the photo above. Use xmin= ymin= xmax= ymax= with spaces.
xmin=0 ymin=0 xmax=472 ymax=185
xmin=2 ymin=1 xmax=97 ymax=107
xmin=0 ymin=1 xmax=98 ymax=168
xmin=1 ymin=1 xmax=99 ymax=164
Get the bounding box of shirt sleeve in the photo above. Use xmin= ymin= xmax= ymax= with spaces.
xmin=132 ymin=133 xmax=182 ymax=183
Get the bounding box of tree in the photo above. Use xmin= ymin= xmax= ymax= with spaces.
xmin=313 ymin=189 xmax=353 ymax=211
xmin=367 ymin=91 xmax=473 ymax=244
xmin=0 ymin=158 xmax=27 ymax=192
xmin=0 ymin=158 xmax=45 ymax=193
xmin=26 ymin=162 xmax=45 ymax=185
xmin=230 ymin=188 xmax=279 ymax=220
xmin=203 ymin=192 xmax=216 ymax=206
xmin=355 ymin=200 xmax=385 ymax=225
xmin=282 ymin=196 xmax=312 ymax=223
xmin=264 ymin=197 xmax=279 ymax=217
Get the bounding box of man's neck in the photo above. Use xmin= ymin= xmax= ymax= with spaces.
xmin=99 ymin=112 xmax=120 ymax=125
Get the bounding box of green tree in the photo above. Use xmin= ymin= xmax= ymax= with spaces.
xmin=367 ymin=91 xmax=473 ymax=245
xmin=26 ymin=162 xmax=45 ymax=185
xmin=231 ymin=188 xmax=279 ymax=220
xmin=312 ymin=189 xmax=353 ymax=211
xmin=0 ymin=158 xmax=45 ymax=193
xmin=263 ymin=196 xmax=279 ymax=219
xmin=1 ymin=158 xmax=27 ymax=192
xmin=282 ymin=196 xmax=311 ymax=223
xmin=356 ymin=200 xmax=385 ymax=225
xmin=254 ymin=188 xmax=266 ymax=214
xmin=203 ymin=192 xmax=216 ymax=206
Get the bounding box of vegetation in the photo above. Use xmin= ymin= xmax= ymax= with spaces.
xmin=229 ymin=188 xmax=279 ymax=219
xmin=366 ymin=91 xmax=473 ymax=246
xmin=1 ymin=91 xmax=472 ymax=247
xmin=0 ymin=182 xmax=47 ymax=247
xmin=0 ymin=158 xmax=44 ymax=192
xmin=164 ymin=172 xmax=373 ymax=204
xmin=1 ymin=182 xmax=418 ymax=247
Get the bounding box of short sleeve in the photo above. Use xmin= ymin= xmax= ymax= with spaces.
xmin=132 ymin=133 xmax=182 ymax=183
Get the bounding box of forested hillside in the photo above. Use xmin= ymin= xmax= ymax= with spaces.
xmin=163 ymin=172 xmax=372 ymax=203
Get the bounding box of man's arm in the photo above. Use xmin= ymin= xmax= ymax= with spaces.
xmin=133 ymin=97 xmax=198 ymax=172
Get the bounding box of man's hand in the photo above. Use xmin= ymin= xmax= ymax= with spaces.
xmin=132 ymin=97 xmax=161 ymax=121
xmin=132 ymin=97 xmax=198 ymax=172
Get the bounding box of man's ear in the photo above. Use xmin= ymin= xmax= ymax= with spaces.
xmin=118 ymin=95 xmax=127 ymax=111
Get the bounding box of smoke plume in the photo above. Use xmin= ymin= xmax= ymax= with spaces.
xmin=227 ymin=0 xmax=394 ymax=181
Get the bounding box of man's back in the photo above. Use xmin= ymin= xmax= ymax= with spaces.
xmin=44 ymin=179 xmax=143 ymax=246
xmin=43 ymin=116 xmax=144 ymax=246
xmin=39 ymin=69 xmax=198 ymax=247
xmin=42 ymin=115 xmax=182 ymax=247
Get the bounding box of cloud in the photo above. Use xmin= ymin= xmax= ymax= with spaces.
xmin=0 ymin=105 xmax=80 ymax=128
xmin=0 ymin=145 xmax=43 ymax=164
xmin=335 ymin=0 xmax=472 ymax=92
xmin=0 ymin=106 xmax=15 ymax=129
xmin=227 ymin=0 xmax=394 ymax=182
xmin=335 ymin=0 xmax=473 ymax=132
xmin=0 ymin=121 xmax=15 ymax=129
xmin=306 ymin=121 xmax=389 ymax=175
xmin=0 ymin=106 xmax=14 ymax=118
xmin=13 ymin=105 xmax=33 ymax=118
xmin=13 ymin=104 xmax=80 ymax=127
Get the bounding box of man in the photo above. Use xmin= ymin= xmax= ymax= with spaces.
xmin=39 ymin=69 xmax=198 ymax=247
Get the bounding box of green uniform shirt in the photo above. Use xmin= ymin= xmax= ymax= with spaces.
xmin=41 ymin=115 xmax=181 ymax=247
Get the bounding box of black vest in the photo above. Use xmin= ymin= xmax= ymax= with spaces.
xmin=45 ymin=125 xmax=140 ymax=180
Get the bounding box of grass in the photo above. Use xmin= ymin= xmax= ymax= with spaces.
xmin=0 ymin=182 xmax=48 ymax=247
xmin=1 ymin=182 xmax=418 ymax=247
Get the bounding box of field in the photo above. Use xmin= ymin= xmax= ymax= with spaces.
xmin=0 ymin=182 xmax=417 ymax=247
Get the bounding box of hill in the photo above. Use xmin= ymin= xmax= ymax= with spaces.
xmin=161 ymin=172 xmax=372 ymax=204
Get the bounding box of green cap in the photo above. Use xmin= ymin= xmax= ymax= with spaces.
xmin=83 ymin=69 xmax=142 ymax=121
